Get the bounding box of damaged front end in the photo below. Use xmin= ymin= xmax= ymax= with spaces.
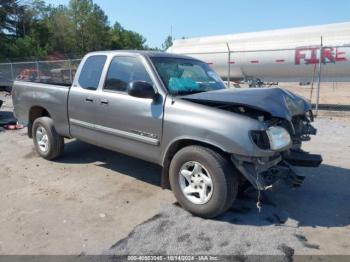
xmin=232 ymin=112 xmax=322 ymax=190
xmin=231 ymin=155 xmax=304 ymax=190
xmin=230 ymin=109 xmax=322 ymax=191
xmin=183 ymin=87 xmax=323 ymax=190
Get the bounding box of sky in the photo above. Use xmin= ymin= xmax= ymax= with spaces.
xmin=44 ymin=0 xmax=350 ymax=48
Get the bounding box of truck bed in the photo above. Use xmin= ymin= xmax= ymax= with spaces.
xmin=12 ymin=81 xmax=71 ymax=137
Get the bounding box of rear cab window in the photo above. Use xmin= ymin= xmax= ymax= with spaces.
xmin=78 ymin=55 xmax=107 ymax=90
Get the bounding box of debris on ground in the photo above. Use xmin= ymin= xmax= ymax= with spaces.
xmin=277 ymin=244 xmax=294 ymax=262
xmin=0 ymin=108 xmax=21 ymax=131
xmin=0 ymin=113 xmax=17 ymax=126
xmin=105 ymin=202 xmax=306 ymax=256
xmin=3 ymin=123 xmax=24 ymax=130
xmin=294 ymin=234 xmax=320 ymax=250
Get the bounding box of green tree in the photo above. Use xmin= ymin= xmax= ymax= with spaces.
xmin=109 ymin=22 xmax=123 ymax=49
xmin=0 ymin=0 xmax=18 ymax=36
xmin=0 ymin=0 xmax=19 ymax=59
xmin=110 ymin=22 xmax=146 ymax=50
xmin=69 ymin=0 xmax=110 ymax=54
xmin=85 ymin=3 xmax=110 ymax=51
xmin=0 ymin=0 xmax=151 ymax=60
xmin=2 ymin=0 xmax=51 ymax=59
xmin=46 ymin=5 xmax=75 ymax=54
xmin=162 ymin=35 xmax=173 ymax=50
xmin=11 ymin=35 xmax=48 ymax=58
xmin=16 ymin=0 xmax=49 ymax=38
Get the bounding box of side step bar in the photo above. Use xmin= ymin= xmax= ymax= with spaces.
xmin=285 ymin=151 xmax=323 ymax=167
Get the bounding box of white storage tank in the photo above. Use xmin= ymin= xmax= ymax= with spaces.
xmin=167 ymin=22 xmax=350 ymax=83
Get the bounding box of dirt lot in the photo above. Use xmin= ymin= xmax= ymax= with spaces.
xmin=239 ymin=82 xmax=350 ymax=106
xmin=282 ymin=82 xmax=350 ymax=106
xmin=0 ymin=91 xmax=350 ymax=256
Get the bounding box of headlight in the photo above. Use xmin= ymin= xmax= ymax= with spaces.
xmin=266 ymin=126 xmax=291 ymax=150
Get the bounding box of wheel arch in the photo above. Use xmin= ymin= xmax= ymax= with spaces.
xmin=28 ymin=106 xmax=51 ymax=138
xmin=161 ymin=138 xmax=231 ymax=189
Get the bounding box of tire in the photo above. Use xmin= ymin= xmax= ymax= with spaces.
xmin=5 ymin=86 xmax=12 ymax=93
xmin=169 ymin=146 xmax=238 ymax=218
xmin=32 ymin=117 xmax=64 ymax=160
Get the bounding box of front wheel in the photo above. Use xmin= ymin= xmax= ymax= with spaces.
xmin=169 ymin=146 xmax=238 ymax=218
xmin=32 ymin=117 xmax=64 ymax=160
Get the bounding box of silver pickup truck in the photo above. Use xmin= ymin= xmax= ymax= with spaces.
xmin=12 ymin=51 xmax=322 ymax=218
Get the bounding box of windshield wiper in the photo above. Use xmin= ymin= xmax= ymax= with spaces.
xmin=174 ymin=90 xmax=206 ymax=96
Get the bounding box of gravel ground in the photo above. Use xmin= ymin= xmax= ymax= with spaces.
xmin=0 ymin=92 xmax=176 ymax=255
xmin=106 ymin=117 xmax=350 ymax=256
xmin=1 ymin=91 xmax=350 ymax=256
xmin=106 ymin=202 xmax=305 ymax=257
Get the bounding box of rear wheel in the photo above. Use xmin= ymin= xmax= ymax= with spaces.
xmin=169 ymin=146 xmax=238 ymax=218
xmin=32 ymin=117 xmax=64 ymax=160
xmin=4 ymin=86 xmax=12 ymax=93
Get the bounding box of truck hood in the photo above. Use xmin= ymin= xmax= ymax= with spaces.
xmin=182 ymin=87 xmax=311 ymax=121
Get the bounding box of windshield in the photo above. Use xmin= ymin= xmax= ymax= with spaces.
xmin=150 ymin=57 xmax=226 ymax=95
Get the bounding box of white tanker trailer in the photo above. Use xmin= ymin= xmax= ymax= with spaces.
xmin=167 ymin=22 xmax=350 ymax=84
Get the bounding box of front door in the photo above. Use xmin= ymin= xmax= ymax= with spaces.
xmin=92 ymin=55 xmax=164 ymax=163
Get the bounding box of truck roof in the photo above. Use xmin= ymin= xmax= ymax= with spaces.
xmin=86 ymin=50 xmax=197 ymax=60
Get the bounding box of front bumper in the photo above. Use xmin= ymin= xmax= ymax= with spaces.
xmin=231 ymin=150 xmax=322 ymax=190
xmin=285 ymin=150 xmax=323 ymax=167
xmin=234 ymin=109 xmax=322 ymax=190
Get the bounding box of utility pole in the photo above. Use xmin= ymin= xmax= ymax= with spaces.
xmin=226 ymin=43 xmax=231 ymax=88
xmin=309 ymin=63 xmax=317 ymax=101
xmin=315 ymin=36 xmax=323 ymax=116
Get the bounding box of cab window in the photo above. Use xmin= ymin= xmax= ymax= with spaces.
xmin=104 ymin=56 xmax=152 ymax=92
xmin=78 ymin=55 xmax=107 ymax=90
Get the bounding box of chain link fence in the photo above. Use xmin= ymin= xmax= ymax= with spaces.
xmin=0 ymin=58 xmax=349 ymax=112
xmin=0 ymin=59 xmax=81 ymax=87
xmin=277 ymin=82 xmax=350 ymax=112
xmin=237 ymin=81 xmax=350 ymax=112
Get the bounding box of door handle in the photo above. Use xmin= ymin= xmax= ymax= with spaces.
xmin=85 ymin=97 xmax=94 ymax=102
xmin=100 ymin=99 xmax=109 ymax=105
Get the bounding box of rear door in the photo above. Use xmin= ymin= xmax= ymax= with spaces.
xmin=68 ymin=54 xmax=107 ymax=144
xmin=93 ymin=55 xmax=165 ymax=163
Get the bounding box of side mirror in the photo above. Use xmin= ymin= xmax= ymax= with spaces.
xmin=128 ymin=81 xmax=157 ymax=99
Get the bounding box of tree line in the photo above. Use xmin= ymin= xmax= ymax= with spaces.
xmin=0 ymin=0 xmax=172 ymax=61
